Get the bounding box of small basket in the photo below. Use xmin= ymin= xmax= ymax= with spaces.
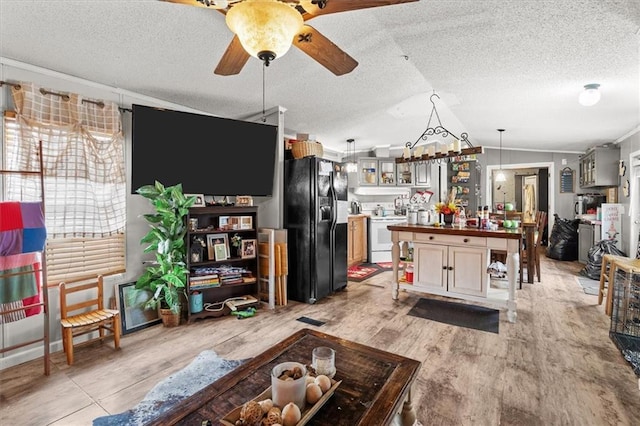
xmin=291 ymin=140 xmax=323 ymax=159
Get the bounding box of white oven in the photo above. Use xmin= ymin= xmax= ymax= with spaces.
xmin=368 ymin=216 xmax=407 ymax=263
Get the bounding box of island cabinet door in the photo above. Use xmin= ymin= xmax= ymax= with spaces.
xmin=447 ymin=246 xmax=488 ymax=297
xmin=413 ymin=243 xmax=447 ymax=290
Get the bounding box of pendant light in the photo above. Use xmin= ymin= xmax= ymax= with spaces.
xmin=495 ymin=129 xmax=506 ymax=182
xmin=345 ymin=138 xmax=357 ymax=173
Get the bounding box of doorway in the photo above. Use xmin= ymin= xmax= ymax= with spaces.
xmin=630 ymin=149 xmax=640 ymax=258
xmin=486 ymin=161 xmax=555 ymax=234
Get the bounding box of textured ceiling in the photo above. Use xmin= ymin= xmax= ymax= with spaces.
xmin=1 ymin=0 xmax=639 ymax=156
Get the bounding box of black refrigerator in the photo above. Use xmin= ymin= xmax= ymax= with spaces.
xmin=284 ymin=157 xmax=348 ymax=304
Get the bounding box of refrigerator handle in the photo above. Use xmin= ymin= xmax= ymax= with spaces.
xmin=329 ymin=178 xmax=337 ymax=230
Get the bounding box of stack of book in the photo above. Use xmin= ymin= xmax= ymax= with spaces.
xmin=189 ymin=273 xmax=220 ymax=290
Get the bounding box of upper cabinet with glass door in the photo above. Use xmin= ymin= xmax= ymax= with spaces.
xmin=395 ymin=162 xmax=415 ymax=186
xmin=378 ymin=159 xmax=396 ymax=186
xmin=357 ymin=158 xmax=379 ymax=186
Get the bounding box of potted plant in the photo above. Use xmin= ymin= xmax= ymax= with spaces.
xmin=135 ymin=181 xmax=196 ymax=327
xmin=230 ymin=233 xmax=242 ymax=258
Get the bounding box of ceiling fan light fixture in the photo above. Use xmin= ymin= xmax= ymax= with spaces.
xmin=578 ymin=83 xmax=601 ymax=106
xmin=226 ymin=0 xmax=303 ymax=64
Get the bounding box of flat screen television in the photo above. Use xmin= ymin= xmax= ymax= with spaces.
xmin=131 ymin=104 xmax=278 ymax=196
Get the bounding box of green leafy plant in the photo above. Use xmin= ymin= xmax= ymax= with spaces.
xmin=230 ymin=233 xmax=242 ymax=248
xmin=135 ymin=181 xmax=196 ymax=314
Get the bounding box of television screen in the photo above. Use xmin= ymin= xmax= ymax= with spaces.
xmin=131 ymin=104 xmax=278 ymax=196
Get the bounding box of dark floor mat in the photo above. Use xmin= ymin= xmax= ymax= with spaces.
xmin=296 ymin=316 xmax=325 ymax=326
xmin=407 ymin=298 xmax=499 ymax=334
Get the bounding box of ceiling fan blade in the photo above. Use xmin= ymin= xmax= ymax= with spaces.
xmin=161 ymin=0 xmax=219 ymax=9
xmin=293 ymin=24 xmax=358 ymax=76
xmin=298 ymin=0 xmax=419 ymax=20
xmin=214 ymin=35 xmax=251 ymax=75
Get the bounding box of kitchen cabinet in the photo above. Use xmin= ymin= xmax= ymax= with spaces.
xmin=395 ymin=162 xmax=415 ymax=186
xmin=379 ymin=159 xmax=396 ymax=185
xmin=414 ymin=162 xmax=431 ymax=187
xmin=579 ymin=147 xmax=620 ymax=188
xmin=578 ymin=222 xmax=594 ymax=264
xmin=388 ymin=225 xmax=521 ymax=322
xmin=357 ymin=157 xmax=416 ymax=187
xmin=185 ymin=206 xmax=259 ymax=323
xmin=413 ymin=237 xmax=488 ymax=297
xmin=348 ymin=215 xmax=367 ymax=266
xmin=357 ymin=158 xmax=379 ymax=185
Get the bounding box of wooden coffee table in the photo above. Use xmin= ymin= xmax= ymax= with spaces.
xmin=154 ymin=328 xmax=422 ymax=425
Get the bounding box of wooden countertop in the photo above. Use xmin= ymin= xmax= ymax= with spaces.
xmin=387 ymin=223 xmax=523 ymax=240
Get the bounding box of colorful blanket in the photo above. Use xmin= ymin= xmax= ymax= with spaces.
xmin=0 ymin=201 xmax=46 ymax=323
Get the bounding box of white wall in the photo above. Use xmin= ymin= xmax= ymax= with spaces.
xmin=0 ymin=58 xmax=284 ymax=369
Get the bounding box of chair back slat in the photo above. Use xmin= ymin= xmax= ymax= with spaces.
xmin=58 ymin=274 xmax=121 ymax=365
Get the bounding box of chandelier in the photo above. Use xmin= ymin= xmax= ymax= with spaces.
xmin=225 ymin=0 xmax=303 ymax=66
xmin=396 ymin=92 xmax=483 ymax=164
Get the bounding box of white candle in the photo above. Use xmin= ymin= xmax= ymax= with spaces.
xmin=414 ymin=146 xmax=424 ymax=157
xmin=427 ymin=145 xmax=436 ymax=157
xmin=403 ymin=147 xmax=411 ymax=159
xmin=453 ymin=139 xmax=461 ymax=152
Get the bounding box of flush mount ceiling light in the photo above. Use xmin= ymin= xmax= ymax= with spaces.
xmin=495 ymin=129 xmax=506 ymax=182
xmin=578 ymin=83 xmax=601 ymax=107
xmin=225 ymin=0 xmax=303 ymax=67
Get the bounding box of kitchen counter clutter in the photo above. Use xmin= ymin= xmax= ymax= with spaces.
xmin=388 ymin=223 xmax=522 ymax=322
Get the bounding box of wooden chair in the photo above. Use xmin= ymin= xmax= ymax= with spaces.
xmin=59 ymin=275 xmax=121 ymax=365
xmin=520 ymin=211 xmax=547 ymax=284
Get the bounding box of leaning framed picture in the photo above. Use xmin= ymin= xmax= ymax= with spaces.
xmin=186 ymin=193 xmax=206 ymax=207
xmin=241 ymin=238 xmax=257 ymax=259
xmin=116 ymin=282 xmax=161 ymax=335
xmin=207 ymin=233 xmax=229 ymax=260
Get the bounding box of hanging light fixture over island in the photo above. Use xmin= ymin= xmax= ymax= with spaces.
xmin=395 ymin=92 xmax=483 ymax=164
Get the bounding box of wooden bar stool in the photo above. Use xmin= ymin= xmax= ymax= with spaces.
xmin=599 ymin=255 xmax=640 ymax=316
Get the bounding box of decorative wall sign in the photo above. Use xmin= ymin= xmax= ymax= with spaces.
xmin=619 ymin=160 xmax=626 ymax=176
xmin=559 ymin=167 xmax=575 ymax=193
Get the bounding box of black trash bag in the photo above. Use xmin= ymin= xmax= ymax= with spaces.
xmin=580 ymin=239 xmax=628 ymax=280
xmin=546 ymin=214 xmax=580 ymax=261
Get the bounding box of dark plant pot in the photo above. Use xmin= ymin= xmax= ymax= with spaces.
xmin=443 ymin=214 xmax=454 ymax=225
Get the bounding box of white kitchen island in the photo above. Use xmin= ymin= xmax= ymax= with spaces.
xmin=388 ymin=223 xmax=522 ymax=323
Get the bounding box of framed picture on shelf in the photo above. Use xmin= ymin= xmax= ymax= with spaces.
xmin=214 ymin=243 xmax=228 ymax=261
xmin=240 ymin=216 xmax=253 ymax=229
xmin=206 ymin=233 xmax=229 ymax=261
xmin=218 ymin=216 xmax=231 ymax=230
xmin=229 ymin=216 xmax=241 ymax=230
xmin=186 ymin=193 xmax=205 ymax=207
xmin=116 ymin=282 xmax=161 ymax=335
xmin=241 ymin=238 xmax=257 ymax=259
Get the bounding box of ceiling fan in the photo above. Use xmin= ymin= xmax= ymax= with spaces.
xmin=161 ymin=0 xmax=419 ymax=76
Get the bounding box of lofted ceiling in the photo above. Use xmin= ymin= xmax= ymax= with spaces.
xmin=1 ymin=0 xmax=639 ymax=157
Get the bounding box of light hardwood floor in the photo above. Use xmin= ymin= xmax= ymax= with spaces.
xmin=1 ymin=253 xmax=639 ymax=426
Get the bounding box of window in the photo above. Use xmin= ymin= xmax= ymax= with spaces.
xmin=2 ymin=83 xmax=126 ymax=284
